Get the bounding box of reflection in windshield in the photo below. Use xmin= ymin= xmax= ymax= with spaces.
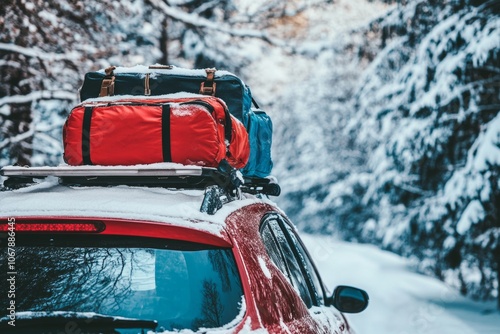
xmin=0 ymin=236 xmax=243 ymax=331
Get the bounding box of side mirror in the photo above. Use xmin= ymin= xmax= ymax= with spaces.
xmin=329 ymin=285 xmax=369 ymax=313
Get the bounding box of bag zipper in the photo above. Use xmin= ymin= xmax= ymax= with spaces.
xmin=180 ymin=100 xmax=233 ymax=151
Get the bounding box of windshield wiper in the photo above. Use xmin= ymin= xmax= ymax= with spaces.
xmin=0 ymin=311 xmax=158 ymax=333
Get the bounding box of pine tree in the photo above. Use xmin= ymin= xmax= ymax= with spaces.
xmin=344 ymin=0 xmax=500 ymax=305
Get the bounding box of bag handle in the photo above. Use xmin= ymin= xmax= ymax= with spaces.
xmin=251 ymin=97 xmax=260 ymax=109
xmin=99 ymin=66 xmax=116 ymax=97
xmin=149 ymin=65 xmax=173 ymax=70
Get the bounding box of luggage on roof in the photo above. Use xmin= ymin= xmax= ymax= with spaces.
xmin=79 ymin=65 xmax=273 ymax=177
xmin=63 ymin=95 xmax=249 ymax=169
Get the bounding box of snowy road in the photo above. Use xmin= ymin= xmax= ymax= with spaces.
xmin=302 ymin=235 xmax=500 ymax=334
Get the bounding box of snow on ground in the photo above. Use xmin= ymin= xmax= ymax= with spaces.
xmin=302 ymin=234 xmax=500 ymax=334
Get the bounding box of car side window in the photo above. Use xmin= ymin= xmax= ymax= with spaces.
xmin=283 ymin=223 xmax=325 ymax=305
xmin=260 ymin=223 xmax=292 ymax=280
xmin=260 ymin=216 xmax=314 ymax=308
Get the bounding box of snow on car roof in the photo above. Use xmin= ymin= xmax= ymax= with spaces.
xmin=0 ymin=177 xmax=269 ymax=236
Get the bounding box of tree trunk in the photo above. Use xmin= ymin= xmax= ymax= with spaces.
xmin=159 ymin=17 xmax=169 ymax=65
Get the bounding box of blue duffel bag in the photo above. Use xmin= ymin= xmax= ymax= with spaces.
xmin=241 ymin=105 xmax=273 ymax=178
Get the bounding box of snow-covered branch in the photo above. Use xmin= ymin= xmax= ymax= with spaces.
xmin=0 ymin=59 xmax=22 ymax=69
xmin=0 ymin=43 xmax=81 ymax=62
xmin=0 ymin=127 xmax=34 ymax=151
xmin=0 ymin=91 xmax=77 ymax=106
xmin=146 ymin=0 xmax=286 ymax=47
xmin=191 ymin=0 xmax=219 ymax=15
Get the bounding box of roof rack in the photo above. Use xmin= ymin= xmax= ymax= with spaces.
xmin=0 ymin=161 xmax=280 ymax=215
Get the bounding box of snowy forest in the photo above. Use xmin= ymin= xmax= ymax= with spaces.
xmin=1 ymin=0 xmax=499 ymax=310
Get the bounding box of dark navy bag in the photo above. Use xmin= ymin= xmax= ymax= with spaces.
xmin=79 ymin=65 xmax=273 ymax=178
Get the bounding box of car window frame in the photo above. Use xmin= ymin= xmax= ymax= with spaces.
xmin=259 ymin=213 xmax=326 ymax=307
xmin=260 ymin=222 xmax=294 ymax=282
xmin=281 ymin=221 xmax=326 ymax=306
xmin=261 ymin=216 xmax=314 ymax=307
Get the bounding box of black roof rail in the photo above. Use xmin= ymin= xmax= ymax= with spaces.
xmin=1 ymin=162 xmax=280 ymax=215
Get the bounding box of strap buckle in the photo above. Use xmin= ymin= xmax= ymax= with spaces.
xmin=99 ymin=66 xmax=116 ymax=97
xmin=199 ymin=68 xmax=217 ymax=96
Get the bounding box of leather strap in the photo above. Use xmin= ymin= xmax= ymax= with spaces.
xmin=99 ymin=66 xmax=116 ymax=97
xmin=145 ymin=73 xmax=151 ymax=95
xmin=199 ymin=68 xmax=217 ymax=96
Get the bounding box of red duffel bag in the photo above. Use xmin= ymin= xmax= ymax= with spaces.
xmin=63 ymin=95 xmax=250 ymax=168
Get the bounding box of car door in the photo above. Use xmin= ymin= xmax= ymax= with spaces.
xmin=260 ymin=213 xmax=348 ymax=333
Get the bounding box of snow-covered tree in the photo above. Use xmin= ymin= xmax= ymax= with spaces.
xmin=3 ymin=0 xmax=498 ymax=310
xmin=343 ymin=0 xmax=500 ymax=306
xmin=269 ymin=0 xmax=500 ymax=307
xmin=0 ymin=0 xmax=159 ymax=166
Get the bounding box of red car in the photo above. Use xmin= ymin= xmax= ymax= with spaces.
xmin=0 ymin=164 xmax=368 ymax=333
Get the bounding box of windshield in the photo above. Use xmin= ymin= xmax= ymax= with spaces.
xmin=0 ymin=235 xmax=244 ymax=332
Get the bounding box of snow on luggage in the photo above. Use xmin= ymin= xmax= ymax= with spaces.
xmin=78 ymin=65 xmax=273 ymax=177
xmin=63 ymin=95 xmax=249 ymax=169
xmin=2 ymin=66 xmax=280 ymax=216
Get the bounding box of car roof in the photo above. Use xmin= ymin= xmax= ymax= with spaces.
xmin=0 ymin=177 xmax=276 ymax=238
